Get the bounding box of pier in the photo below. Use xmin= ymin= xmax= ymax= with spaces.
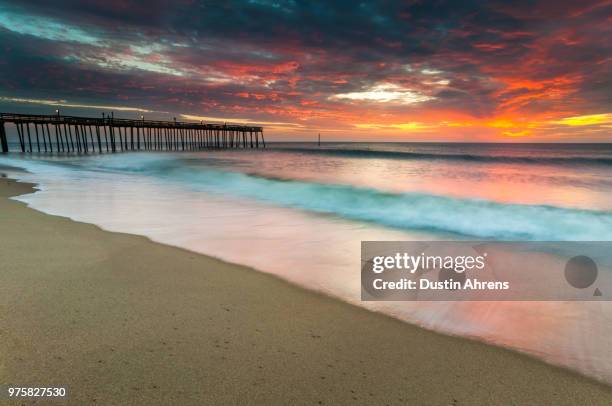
xmin=0 ymin=113 xmax=265 ymax=153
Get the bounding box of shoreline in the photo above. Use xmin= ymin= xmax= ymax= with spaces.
xmin=1 ymin=176 xmax=611 ymax=404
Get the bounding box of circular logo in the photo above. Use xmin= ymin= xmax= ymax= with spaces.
xmin=564 ymin=255 xmax=598 ymax=289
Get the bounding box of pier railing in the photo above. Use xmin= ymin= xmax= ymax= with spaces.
xmin=0 ymin=113 xmax=265 ymax=153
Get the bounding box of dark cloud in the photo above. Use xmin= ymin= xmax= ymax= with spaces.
xmin=0 ymin=0 xmax=610 ymax=137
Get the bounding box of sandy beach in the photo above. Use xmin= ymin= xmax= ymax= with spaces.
xmin=1 ymin=176 xmax=611 ymax=405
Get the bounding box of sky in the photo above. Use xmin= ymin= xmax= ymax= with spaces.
xmin=0 ymin=0 xmax=611 ymax=141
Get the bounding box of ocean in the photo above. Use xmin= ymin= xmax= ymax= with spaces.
xmin=2 ymin=142 xmax=612 ymax=383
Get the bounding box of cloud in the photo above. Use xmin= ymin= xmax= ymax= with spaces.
xmin=0 ymin=96 xmax=155 ymax=113
xmin=550 ymin=113 xmax=612 ymax=126
xmin=333 ymin=83 xmax=434 ymax=105
xmin=354 ymin=122 xmax=433 ymax=131
xmin=0 ymin=5 xmax=101 ymax=45
xmin=0 ymin=0 xmax=609 ymax=140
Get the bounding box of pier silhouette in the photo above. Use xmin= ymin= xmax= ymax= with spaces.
xmin=0 ymin=112 xmax=265 ymax=153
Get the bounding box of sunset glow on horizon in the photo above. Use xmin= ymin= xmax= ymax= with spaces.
xmin=0 ymin=1 xmax=610 ymax=141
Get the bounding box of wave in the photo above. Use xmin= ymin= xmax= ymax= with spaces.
xmin=3 ymin=154 xmax=612 ymax=241
xmin=274 ymin=147 xmax=612 ymax=166
xmin=163 ymin=167 xmax=612 ymax=241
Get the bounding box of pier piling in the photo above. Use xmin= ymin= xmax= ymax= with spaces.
xmin=0 ymin=121 xmax=8 ymax=153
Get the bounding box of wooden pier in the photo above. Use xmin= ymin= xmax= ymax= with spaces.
xmin=0 ymin=113 xmax=265 ymax=153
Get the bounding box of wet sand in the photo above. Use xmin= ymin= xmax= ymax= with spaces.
xmin=1 ymin=177 xmax=611 ymax=405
